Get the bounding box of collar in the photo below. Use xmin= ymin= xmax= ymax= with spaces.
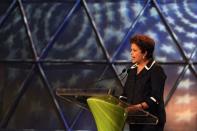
xmin=130 ymin=60 xmax=156 ymax=70
xmin=145 ymin=60 xmax=155 ymax=70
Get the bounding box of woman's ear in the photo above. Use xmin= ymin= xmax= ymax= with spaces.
xmin=143 ymin=51 xmax=147 ymax=59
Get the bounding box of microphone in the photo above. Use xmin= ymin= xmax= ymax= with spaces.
xmin=120 ymin=68 xmax=130 ymax=81
xmin=116 ymin=67 xmax=129 ymax=76
xmin=107 ymin=68 xmax=130 ymax=96
xmin=87 ymin=67 xmax=129 ymax=95
xmin=121 ymin=68 xmax=127 ymax=74
xmin=96 ymin=68 xmax=128 ymax=83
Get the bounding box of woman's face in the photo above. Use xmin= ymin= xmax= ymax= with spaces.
xmin=130 ymin=43 xmax=146 ymax=64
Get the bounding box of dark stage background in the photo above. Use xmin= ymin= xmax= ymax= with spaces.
xmin=0 ymin=0 xmax=196 ymax=131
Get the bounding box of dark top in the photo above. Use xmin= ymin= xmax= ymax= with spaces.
xmin=120 ymin=60 xmax=167 ymax=125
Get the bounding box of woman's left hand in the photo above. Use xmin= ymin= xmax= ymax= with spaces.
xmin=125 ymin=104 xmax=141 ymax=113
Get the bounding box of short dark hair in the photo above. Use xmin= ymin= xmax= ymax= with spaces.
xmin=130 ymin=34 xmax=155 ymax=59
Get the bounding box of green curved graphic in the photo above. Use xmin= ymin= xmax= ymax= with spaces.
xmin=87 ymin=95 xmax=127 ymax=131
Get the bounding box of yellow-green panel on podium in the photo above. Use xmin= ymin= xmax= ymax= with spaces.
xmin=87 ymin=95 xmax=127 ymax=131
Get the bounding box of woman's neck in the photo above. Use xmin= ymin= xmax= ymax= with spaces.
xmin=138 ymin=59 xmax=149 ymax=67
xmin=136 ymin=59 xmax=149 ymax=74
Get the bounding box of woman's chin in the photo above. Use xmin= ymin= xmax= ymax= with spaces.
xmin=131 ymin=61 xmax=136 ymax=64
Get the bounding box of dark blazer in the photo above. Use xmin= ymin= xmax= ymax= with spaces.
xmin=120 ymin=60 xmax=166 ymax=125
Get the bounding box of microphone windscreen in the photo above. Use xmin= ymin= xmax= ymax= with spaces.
xmin=122 ymin=68 xmax=127 ymax=73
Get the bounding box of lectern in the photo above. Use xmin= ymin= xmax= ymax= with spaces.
xmin=56 ymin=88 xmax=159 ymax=131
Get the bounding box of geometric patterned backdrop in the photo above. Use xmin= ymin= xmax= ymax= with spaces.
xmin=0 ymin=0 xmax=196 ymax=131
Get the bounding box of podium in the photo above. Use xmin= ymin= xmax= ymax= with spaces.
xmin=87 ymin=95 xmax=127 ymax=131
xmin=56 ymin=88 xmax=159 ymax=131
xmin=56 ymin=88 xmax=127 ymax=131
